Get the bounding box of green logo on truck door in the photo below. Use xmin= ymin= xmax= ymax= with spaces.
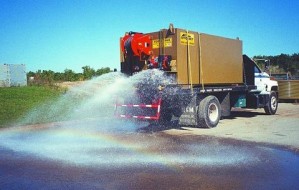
xmin=180 ymin=32 xmax=195 ymax=46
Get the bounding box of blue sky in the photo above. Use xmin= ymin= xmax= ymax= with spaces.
xmin=0 ymin=0 xmax=298 ymax=73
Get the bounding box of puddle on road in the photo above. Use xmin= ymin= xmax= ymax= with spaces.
xmin=1 ymin=121 xmax=298 ymax=171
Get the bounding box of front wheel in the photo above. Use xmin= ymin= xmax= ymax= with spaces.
xmin=264 ymin=91 xmax=278 ymax=115
xmin=197 ymin=96 xmax=221 ymax=128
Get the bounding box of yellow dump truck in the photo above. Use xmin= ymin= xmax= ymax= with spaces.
xmin=115 ymin=24 xmax=279 ymax=128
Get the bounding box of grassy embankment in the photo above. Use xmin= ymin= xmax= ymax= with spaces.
xmin=0 ymin=86 xmax=65 ymax=128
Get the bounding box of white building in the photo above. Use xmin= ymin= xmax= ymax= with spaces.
xmin=0 ymin=64 xmax=27 ymax=87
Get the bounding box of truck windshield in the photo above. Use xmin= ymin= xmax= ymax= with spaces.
xmin=254 ymin=65 xmax=261 ymax=74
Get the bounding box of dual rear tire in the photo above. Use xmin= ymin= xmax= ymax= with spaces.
xmin=197 ymin=96 xmax=221 ymax=128
xmin=158 ymin=95 xmax=222 ymax=128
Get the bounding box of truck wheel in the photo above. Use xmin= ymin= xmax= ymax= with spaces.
xmin=197 ymin=96 xmax=221 ymax=128
xmin=264 ymin=91 xmax=278 ymax=115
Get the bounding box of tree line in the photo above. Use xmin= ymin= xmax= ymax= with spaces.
xmin=27 ymin=66 xmax=113 ymax=85
xmin=27 ymin=53 xmax=299 ymax=85
xmin=253 ymin=53 xmax=299 ymax=76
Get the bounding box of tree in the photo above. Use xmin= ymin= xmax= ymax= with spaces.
xmin=54 ymin=72 xmax=64 ymax=81
xmin=253 ymin=53 xmax=299 ymax=76
xmin=96 ymin=67 xmax=111 ymax=76
xmin=82 ymin=66 xmax=96 ymax=80
xmin=41 ymin=70 xmax=55 ymax=84
xmin=63 ymin=69 xmax=76 ymax=81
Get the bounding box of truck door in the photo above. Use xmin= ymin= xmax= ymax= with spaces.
xmin=254 ymin=65 xmax=264 ymax=92
xmin=254 ymin=65 xmax=270 ymax=92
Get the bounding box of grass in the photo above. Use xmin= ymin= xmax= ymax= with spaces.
xmin=0 ymin=86 xmax=64 ymax=127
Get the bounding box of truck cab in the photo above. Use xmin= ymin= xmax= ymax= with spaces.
xmin=254 ymin=64 xmax=279 ymax=116
xmin=254 ymin=62 xmax=278 ymax=94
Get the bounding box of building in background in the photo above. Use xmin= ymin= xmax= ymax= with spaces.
xmin=0 ymin=64 xmax=27 ymax=87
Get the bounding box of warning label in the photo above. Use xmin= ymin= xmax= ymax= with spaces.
xmin=180 ymin=32 xmax=195 ymax=46
xmin=152 ymin=38 xmax=172 ymax=49
xmin=164 ymin=38 xmax=172 ymax=47
xmin=152 ymin=39 xmax=161 ymax=49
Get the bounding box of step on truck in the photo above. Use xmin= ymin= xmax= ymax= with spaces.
xmin=115 ymin=24 xmax=278 ymax=128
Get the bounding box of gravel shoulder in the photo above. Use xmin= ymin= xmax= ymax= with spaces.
xmin=164 ymin=103 xmax=299 ymax=150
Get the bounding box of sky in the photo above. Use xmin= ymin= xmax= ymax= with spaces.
xmin=0 ymin=0 xmax=298 ymax=73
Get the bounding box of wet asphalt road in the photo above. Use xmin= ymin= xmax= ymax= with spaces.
xmin=0 ymin=120 xmax=299 ymax=190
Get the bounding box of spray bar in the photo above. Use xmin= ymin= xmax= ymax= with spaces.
xmin=114 ymin=98 xmax=162 ymax=120
xmin=115 ymin=104 xmax=159 ymax=108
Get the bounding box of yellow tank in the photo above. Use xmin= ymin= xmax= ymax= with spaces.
xmin=146 ymin=27 xmax=243 ymax=85
xmin=120 ymin=25 xmax=244 ymax=86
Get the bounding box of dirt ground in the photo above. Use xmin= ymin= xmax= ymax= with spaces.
xmin=165 ymin=103 xmax=299 ymax=150
xmin=55 ymin=81 xmax=85 ymax=89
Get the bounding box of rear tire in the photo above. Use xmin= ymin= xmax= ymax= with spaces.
xmin=197 ymin=96 xmax=221 ymax=128
xmin=264 ymin=91 xmax=278 ymax=115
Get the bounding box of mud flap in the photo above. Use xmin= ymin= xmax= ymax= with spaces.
xmin=178 ymin=95 xmax=198 ymax=126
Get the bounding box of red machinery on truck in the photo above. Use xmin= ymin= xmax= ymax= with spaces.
xmin=115 ymin=24 xmax=279 ymax=128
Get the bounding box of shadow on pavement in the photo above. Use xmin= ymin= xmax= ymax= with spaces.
xmin=224 ymin=110 xmax=267 ymax=120
xmin=138 ymin=109 xmax=271 ymax=132
xmin=137 ymin=120 xmax=189 ymax=133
